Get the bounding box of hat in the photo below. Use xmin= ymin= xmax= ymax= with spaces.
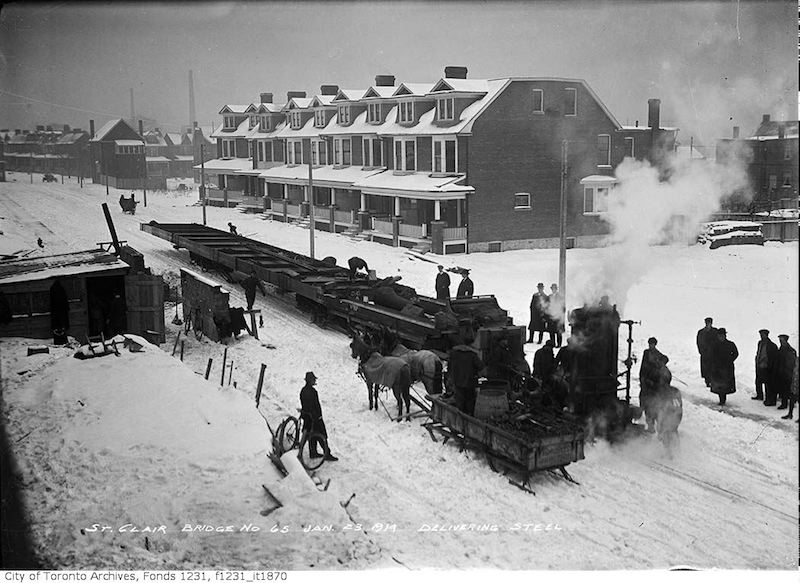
xmin=647 ymin=337 xmax=657 ymax=345
xmin=718 ymin=328 xmax=727 ymax=335
xmin=778 ymin=334 xmax=789 ymax=340
xmin=758 ymin=329 xmax=769 ymax=335
xmin=461 ymin=269 xmax=470 ymax=275
xmin=704 ymin=317 xmax=713 ymax=323
xmin=537 ymin=282 xmax=544 ymax=288
xmin=305 ymin=371 xmax=317 ymax=383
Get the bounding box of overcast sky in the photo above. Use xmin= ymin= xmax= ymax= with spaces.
xmin=0 ymin=1 xmax=796 ymax=146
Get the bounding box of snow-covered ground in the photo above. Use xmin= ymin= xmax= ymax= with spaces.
xmin=0 ymin=172 xmax=797 ymax=571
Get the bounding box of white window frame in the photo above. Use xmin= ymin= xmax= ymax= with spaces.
xmin=597 ymin=134 xmax=611 ymax=167
xmin=367 ymin=102 xmax=381 ymax=124
xmin=249 ymin=115 xmax=257 ymax=129
xmin=433 ymin=137 xmax=458 ymax=173
xmin=363 ymin=137 xmax=383 ymax=167
xmin=514 ymin=192 xmax=531 ymax=210
xmin=290 ymin=111 xmax=303 ymax=129
xmin=532 ymin=89 xmax=544 ymax=114
xmin=338 ymin=105 xmax=350 ymax=125
xmin=398 ymin=101 xmax=414 ymax=123
xmin=260 ymin=115 xmax=270 ymax=131
xmin=784 ymin=143 xmax=792 ymax=160
xmin=314 ymin=110 xmax=326 ymax=128
xmin=782 ymin=171 xmax=792 ymax=187
xmin=583 ymin=186 xmax=610 ymax=215
xmin=624 ymin=137 xmax=635 ymax=158
xmin=394 ymin=138 xmax=416 ymax=171
xmin=311 ymin=139 xmax=327 ymax=166
xmin=221 ymin=139 xmax=235 ymax=159
xmin=257 ymin=141 xmax=264 ymax=162
xmin=288 ymin=139 xmax=302 ymax=165
xmin=334 ymin=137 xmax=351 ymax=166
xmin=437 ymin=98 xmax=455 ymax=121
xmin=223 ymin=115 xmax=236 ymax=129
xmin=564 ymin=88 xmax=577 ymax=116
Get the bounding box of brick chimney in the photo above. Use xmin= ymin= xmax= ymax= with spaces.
xmin=733 ymin=126 xmax=740 ymax=138
xmin=63 ymin=124 xmax=71 ymax=132
xmin=762 ymin=114 xmax=771 ymax=124
xmin=647 ymin=99 xmax=660 ymax=130
xmin=260 ymin=92 xmax=273 ymax=104
xmin=320 ymin=85 xmax=339 ymax=96
xmin=444 ymin=66 xmax=468 ymax=79
xmin=778 ymin=125 xmax=785 ymax=139
xmin=374 ymin=75 xmax=395 ymax=87
xmin=138 ymin=120 xmax=144 ymax=136
xmin=287 ymin=91 xmax=306 ymax=101
xmin=89 ymin=120 xmax=95 ymax=137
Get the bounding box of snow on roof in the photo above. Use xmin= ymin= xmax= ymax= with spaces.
xmin=430 ymin=78 xmax=490 ymax=94
xmin=394 ymin=83 xmax=436 ymax=97
xmin=194 ymin=157 xmax=253 ymax=173
xmin=746 ymin=134 xmax=799 ymax=141
xmin=363 ymin=86 xmax=398 ymax=99
xmin=210 ymin=119 xmax=251 ymax=138
xmin=257 ymin=164 xmax=312 ymax=183
xmin=283 ymin=165 xmax=386 ymax=188
xmin=318 ymin=109 xmax=378 ymax=137
xmin=353 ymin=171 xmax=473 ymax=198
xmin=0 ymin=249 xmax=129 ymax=285
xmin=273 ymin=116 xmax=328 ymax=139
xmin=256 ymin=103 xmax=286 ymax=114
xmin=332 ymin=89 xmax=367 ymax=102
xmin=146 ymin=156 xmax=171 ymax=163
xmin=173 ymin=155 xmax=195 ymax=161
xmin=115 ymin=139 xmax=144 ymax=146
xmin=580 ymin=175 xmax=618 ymax=184
xmin=219 ymin=104 xmax=251 ymax=114
xmin=310 ymin=95 xmax=336 ymax=107
xmin=165 ymin=132 xmax=183 ymax=144
xmin=288 ymin=97 xmax=313 ymax=109
xmin=90 ymin=119 xmax=125 ymax=141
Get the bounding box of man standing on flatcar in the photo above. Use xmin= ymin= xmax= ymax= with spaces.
xmin=456 ymin=269 xmax=474 ymax=298
xmin=435 ymin=264 xmax=451 ymax=300
xmin=447 ymin=334 xmax=485 ymax=416
xmin=696 ymin=317 xmax=717 ymax=388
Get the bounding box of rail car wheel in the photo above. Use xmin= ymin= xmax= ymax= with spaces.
xmin=298 ymin=431 xmax=327 ymax=471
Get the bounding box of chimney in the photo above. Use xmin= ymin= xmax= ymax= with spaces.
xmin=36 ymin=125 xmax=45 ymax=132
xmin=63 ymin=124 xmax=71 ymax=132
xmin=647 ymin=98 xmax=660 ymax=130
xmin=14 ymin=129 xmax=20 ymax=135
xmin=374 ymin=75 xmax=395 ymax=87
xmin=138 ymin=120 xmax=144 ymax=136
xmin=260 ymin=92 xmax=273 ymax=104
xmin=732 ymin=126 xmax=740 ymax=138
xmin=762 ymin=114 xmax=771 ymax=124
xmin=778 ymin=125 xmax=785 ymax=139
xmin=444 ymin=66 xmax=468 ymax=79
xmin=287 ymin=91 xmax=306 ymax=101
xmin=320 ymin=85 xmax=339 ymax=96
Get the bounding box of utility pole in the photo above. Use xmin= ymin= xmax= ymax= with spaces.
xmin=558 ymin=139 xmax=568 ymax=300
xmin=141 ymin=147 xmax=147 ymax=207
xmin=308 ymin=146 xmax=315 ymax=259
xmin=29 ymin=150 xmax=33 ymax=183
xmin=200 ymin=144 xmax=207 ymax=225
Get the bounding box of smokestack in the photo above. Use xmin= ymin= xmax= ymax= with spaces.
xmin=647 ymin=99 xmax=660 ymax=130
xmin=89 ymin=120 xmax=95 ymax=137
xmin=63 ymin=124 xmax=71 ymax=132
xmin=130 ymin=88 xmax=135 ymax=121
xmin=762 ymin=114 xmax=771 ymax=124
xmin=374 ymin=75 xmax=395 ymax=87
xmin=138 ymin=119 xmax=144 ymax=136
xmin=189 ymin=70 xmax=196 ymax=129
xmin=732 ymin=126 xmax=740 ymax=138
xmin=320 ymin=85 xmax=339 ymax=96
xmin=287 ymin=91 xmax=306 ymax=101
xmin=778 ymin=125 xmax=785 ymax=139
xmin=260 ymin=92 xmax=273 ymax=103
xmin=444 ymin=66 xmax=468 ymax=79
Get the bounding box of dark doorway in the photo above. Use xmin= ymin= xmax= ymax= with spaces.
xmin=86 ymin=275 xmax=126 ymax=337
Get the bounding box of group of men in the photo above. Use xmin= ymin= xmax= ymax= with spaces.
xmin=696 ymin=318 xmax=798 ymax=417
xmin=527 ymin=282 xmax=566 ymax=347
xmin=435 ymin=265 xmax=474 ymax=300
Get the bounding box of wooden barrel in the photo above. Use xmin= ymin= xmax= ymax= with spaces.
xmin=474 ymin=389 xmax=509 ymax=419
xmin=480 ymin=379 xmax=511 ymax=393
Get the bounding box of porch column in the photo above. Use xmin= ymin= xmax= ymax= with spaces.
xmin=434 ymin=200 xmax=441 ymax=221
xmin=431 ymin=220 xmax=446 ymax=255
xmin=282 ymin=183 xmax=288 ymax=222
xmin=394 ymin=196 xmax=401 ymax=217
xmin=358 ymin=191 xmax=371 ymax=231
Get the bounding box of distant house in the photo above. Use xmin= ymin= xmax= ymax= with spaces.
xmin=191 ymin=124 xmax=217 ymax=183
xmin=89 ymin=118 xmax=148 ymax=190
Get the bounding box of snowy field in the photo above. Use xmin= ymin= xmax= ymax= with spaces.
xmin=0 ymin=171 xmax=797 ymax=571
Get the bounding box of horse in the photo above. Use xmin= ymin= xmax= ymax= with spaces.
xmin=349 ymin=329 xmax=412 ymax=421
xmin=374 ymin=326 xmax=443 ymax=395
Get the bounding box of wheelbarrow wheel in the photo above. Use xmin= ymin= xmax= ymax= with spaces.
xmin=298 ymin=431 xmax=327 ymax=471
xmin=275 ymin=416 xmax=299 ymax=455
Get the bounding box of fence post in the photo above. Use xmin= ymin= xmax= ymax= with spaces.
xmin=180 ymin=340 xmax=185 ymax=362
xmin=204 ymin=358 xmax=213 ymax=380
xmin=220 ymin=347 xmax=228 ymax=385
xmin=255 ymin=363 xmax=267 ymax=408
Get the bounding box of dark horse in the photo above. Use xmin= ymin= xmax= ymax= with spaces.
xmin=349 ymin=329 xmax=412 ymax=421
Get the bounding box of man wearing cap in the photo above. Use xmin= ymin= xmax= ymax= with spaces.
xmin=456 ymin=269 xmax=474 ymax=298
xmin=228 ymin=222 xmax=238 ymax=236
xmin=639 ymin=337 xmax=671 ymax=432
xmin=435 ymin=265 xmax=451 ymax=300
xmin=775 ymin=335 xmax=797 ymax=411
xmin=710 ymin=328 xmax=738 ymax=406
xmin=299 ymin=372 xmax=338 ymax=461
xmin=754 ymin=329 xmax=779 ymax=405
xmin=528 ymin=283 xmax=549 ymax=344
xmin=696 ymin=317 xmax=718 ymax=388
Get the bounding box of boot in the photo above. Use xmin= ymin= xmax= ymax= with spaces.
xmin=751 ymin=394 xmax=763 ymax=400
xmin=777 ymin=403 xmax=787 ymax=410
xmin=324 ymin=453 xmax=339 ymax=462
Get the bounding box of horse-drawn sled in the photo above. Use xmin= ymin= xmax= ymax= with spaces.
xmin=119 ymin=193 xmax=138 ymax=215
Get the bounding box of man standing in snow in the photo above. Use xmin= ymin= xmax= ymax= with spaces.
xmin=299 ymin=372 xmax=338 ymax=461
xmin=435 ymin=265 xmax=451 ymax=300
xmin=242 ymin=269 xmax=266 ymax=311
xmin=456 ymin=269 xmax=474 ymax=298
xmin=775 ymin=334 xmax=797 ymax=411
xmin=639 ymin=337 xmax=671 ymax=432
xmin=696 ymin=317 xmax=717 ymax=388
xmin=528 ymin=283 xmax=549 ymax=344
xmin=781 ymin=354 xmax=798 ymax=420
xmin=710 ymin=328 xmax=738 ymax=406
xmin=447 ymin=334 xmax=485 ymax=416
xmin=754 ymin=329 xmax=779 ymax=405
xmin=547 ymin=283 xmax=565 ymax=347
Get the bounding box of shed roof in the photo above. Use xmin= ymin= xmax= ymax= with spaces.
xmin=0 ymin=249 xmax=130 ymax=285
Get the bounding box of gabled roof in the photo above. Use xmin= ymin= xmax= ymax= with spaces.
xmin=0 ymin=249 xmax=130 ymax=285
xmin=91 ymin=118 xmax=140 ymax=142
xmin=393 ymin=83 xmax=435 ymax=97
xmin=256 ymin=103 xmax=286 ymax=114
xmin=751 ymin=120 xmax=799 ymax=138
xmin=363 ymin=86 xmax=398 ymax=99
xmin=287 ymin=98 xmax=313 ymax=109
xmin=331 ymin=89 xmax=367 ymax=103
xmin=430 ymin=78 xmax=489 ymax=94
xmin=165 ymin=132 xmax=184 ymax=146
xmin=218 ymin=104 xmax=251 ymax=115
xmin=210 ymin=118 xmax=251 ymax=138
xmin=310 ymin=95 xmax=336 ymax=107
xmin=244 ymin=104 xmax=259 ymax=114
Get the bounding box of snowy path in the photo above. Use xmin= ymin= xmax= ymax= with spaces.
xmin=0 ymin=173 xmax=797 ymax=569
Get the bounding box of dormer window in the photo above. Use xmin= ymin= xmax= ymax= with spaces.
xmin=398 ymin=101 xmax=414 ymax=123
xmin=437 ymin=98 xmax=455 ymax=121
xmin=261 ymin=115 xmax=270 ymax=131
xmin=314 ymin=110 xmax=326 ymax=128
xmin=338 ymin=106 xmax=350 ymax=125
xmin=249 ymin=115 xmax=257 ymax=129
xmin=367 ymin=103 xmax=381 ymax=124
xmin=290 ymin=111 xmax=303 ymax=129
xmin=223 ymin=115 xmax=236 ymax=129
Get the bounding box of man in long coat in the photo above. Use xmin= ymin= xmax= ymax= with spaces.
xmin=299 ymin=371 xmax=338 ymax=461
xmin=348 ymin=256 xmax=370 ymax=280
xmin=242 ymin=269 xmax=267 ymax=311
xmin=639 ymin=337 xmax=671 ymax=432
xmin=435 ymin=265 xmax=451 ymax=300
xmin=532 ymin=340 xmax=556 ymax=389
xmin=527 ymin=283 xmax=549 ymax=344
xmin=447 ymin=336 xmax=484 ymax=415
xmin=710 ymin=328 xmax=738 ymax=406
xmin=456 ymin=270 xmax=474 ymax=298
xmin=696 ymin=317 xmax=717 ymax=387
xmin=775 ymin=334 xmax=797 ymax=411
xmin=754 ymin=329 xmax=779 ymax=405
xmin=547 ymin=283 xmax=565 ymax=347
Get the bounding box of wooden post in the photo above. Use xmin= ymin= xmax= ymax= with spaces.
xmin=227 ymin=361 xmax=234 ymax=386
xmin=220 ymin=347 xmax=228 ymax=385
xmin=180 ymin=340 xmax=185 ymax=362
xmin=255 ymin=363 xmax=267 ymax=408
xmin=248 ymin=310 xmax=259 ymax=340
xmin=171 ymin=330 xmax=182 ymax=356
xmin=204 ymin=358 xmax=213 ymax=380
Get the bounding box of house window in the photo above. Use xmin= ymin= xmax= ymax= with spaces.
xmin=260 ymin=115 xmax=270 ymax=131
xmin=532 ymin=89 xmax=544 ymax=113
xmin=314 ymin=110 xmax=326 ymax=128
xmin=221 ymin=139 xmax=235 ymax=159
xmin=290 ymin=111 xmax=303 ymax=129
xmin=785 ymin=144 xmax=792 ymax=160
xmin=398 ymin=101 xmax=414 ymax=123
xmin=597 ymin=135 xmax=611 ymax=167
xmin=367 ymin=103 xmax=381 ymax=123
xmin=264 ymin=141 xmax=273 ymax=162
xmin=334 ymin=138 xmax=351 ymax=166
xmin=783 ymin=171 xmax=792 ymax=187
xmin=769 ymin=174 xmax=777 ymax=189
xmin=288 ymin=140 xmax=302 ymax=165
xmin=564 ymin=88 xmax=577 ymax=116
xmin=625 ymin=137 xmax=635 ymax=158
xmin=437 ymin=98 xmax=455 ymax=121
xmin=256 ymin=142 xmax=264 ymax=162
xmin=338 ymin=106 xmax=350 ymax=125
xmin=312 ymin=139 xmax=327 ymax=166
xmin=514 ymin=193 xmax=531 ymax=209
xmin=583 ymin=186 xmax=609 ymax=214
xmin=433 ymin=137 xmax=457 ymax=173
xmin=249 ymin=115 xmax=257 ymax=129
xmin=223 ymin=115 xmax=236 ymax=129
xmin=363 ymin=137 xmax=383 ymax=167
xmin=394 ymin=138 xmax=416 ymax=171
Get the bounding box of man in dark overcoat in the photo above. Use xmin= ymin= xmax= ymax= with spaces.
xmin=447 ymin=335 xmax=485 ymax=415
xmin=456 ymin=270 xmax=474 ymax=298
xmin=710 ymin=328 xmax=738 ymax=406
xmin=754 ymin=329 xmax=779 ymax=405
xmin=435 ymin=265 xmax=451 ymax=300
xmin=547 ymin=283 xmax=565 ymax=347
xmin=532 ymin=339 xmax=556 ymax=389
xmin=348 ymin=256 xmax=369 ymax=280
xmin=242 ymin=269 xmax=267 ymax=311
xmin=775 ymin=334 xmax=797 ymax=411
xmin=527 ymin=283 xmax=549 ymax=344
xmin=299 ymin=371 xmax=338 ymax=461
xmin=696 ymin=317 xmax=717 ymax=387
xmin=639 ymin=337 xmax=670 ymax=432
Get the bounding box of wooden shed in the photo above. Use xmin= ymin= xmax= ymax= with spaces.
xmin=0 ymin=248 xmax=165 ymax=343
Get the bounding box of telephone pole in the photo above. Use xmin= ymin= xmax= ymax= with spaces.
xmin=558 ymin=139 xmax=568 ymax=300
